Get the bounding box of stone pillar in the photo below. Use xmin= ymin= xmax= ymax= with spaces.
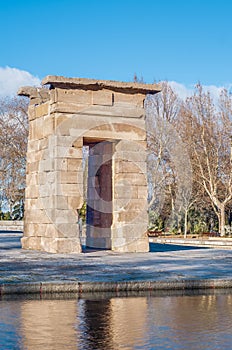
xmin=112 ymin=139 xmax=149 ymax=252
xmin=20 ymin=89 xmax=84 ymax=253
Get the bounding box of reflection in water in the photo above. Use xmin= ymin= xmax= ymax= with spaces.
xmin=0 ymin=301 xmax=22 ymax=350
xmin=78 ymin=299 xmax=114 ymax=350
xmin=110 ymin=298 xmax=147 ymax=349
xmin=1 ymin=292 xmax=232 ymax=349
xmin=20 ymin=300 xmax=78 ymax=350
xmin=146 ymin=294 xmax=232 ymax=349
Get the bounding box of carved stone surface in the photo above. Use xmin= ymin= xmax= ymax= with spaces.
xmin=19 ymin=76 xmax=160 ymax=253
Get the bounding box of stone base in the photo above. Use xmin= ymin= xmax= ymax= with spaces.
xmin=112 ymin=236 xmax=149 ymax=253
xmin=21 ymin=236 xmax=82 ymax=254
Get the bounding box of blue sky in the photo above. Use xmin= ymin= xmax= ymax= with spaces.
xmin=0 ymin=0 xmax=232 ymax=95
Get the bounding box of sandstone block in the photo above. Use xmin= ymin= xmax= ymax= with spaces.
xmin=43 ymin=115 xmax=54 ymax=137
xmin=38 ymin=195 xmax=69 ymax=210
xmin=112 ymin=123 xmax=146 ymax=138
xmin=38 ymin=138 xmax=48 ymax=150
xmin=35 ymin=102 xmax=49 ymax=118
xmin=27 ymin=139 xmax=39 ymax=152
xmin=57 ymin=88 xmax=92 ymax=105
xmin=25 ymin=184 xmax=39 ymax=199
xmin=116 ymin=208 xmax=148 ymax=224
xmin=26 ymin=173 xmax=38 ymax=186
xmin=114 ymin=198 xmax=147 ymax=213
xmin=46 ymin=209 xmax=78 ymax=224
xmin=26 ymin=209 xmax=51 ymax=224
xmin=92 ymin=90 xmax=113 ymax=106
xmin=137 ymin=186 xmax=148 ymax=199
xmin=56 ymin=238 xmax=82 ymax=254
xmin=40 ymin=237 xmax=58 ymax=253
xmin=68 ymin=196 xmax=83 ymax=209
xmin=54 ymin=158 xmax=68 ymax=171
xmin=38 ymin=183 xmax=56 ymax=197
xmin=112 ymin=236 xmax=149 ymax=252
xmin=115 ymin=173 xmax=147 ymax=186
xmin=57 ymin=183 xmax=83 ymax=197
xmin=72 ymin=138 xmax=83 ymax=148
xmin=113 ymin=91 xmax=144 ymax=107
xmin=58 ymin=171 xmax=80 ymax=184
xmin=51 ymin=102 xmax=89 ymax=115
xmin=26 ymin=161 xmax=40 ymax=173
xmin=22 ymin=222 xmax=39 ymax=237
xmin=120 ymin=223 xmax=148 ymax=240
xmin=54 ymin=114 xmax=69 ymax=133
xmin=114 ymin=183 xmax=138 ymax=199
xmin=56 ymin=223 xmax=79 ymax=238
xmin=114 ymin=160 xmax=146 ymax=175
xmin=54 ymin=146 xmax=83 ymax=159
xmin=21 ymin=236 xmax=42 ymax=251
xmin=114 ymin=150 xmax=147 ymax=163
xmin=115 ymin=140 xmax=147 ymax=152
xmin=24 ymin=223 xmax=60 ymax=239
xmin=77 ymin=104 xmax=145 ymax=119
xmin=28 ymin=105 xmax=36 ymax=121
xmin=30 ymin=117 xmax=44 ymax=140
xmin=25 ymin=198 xmax=44 ymax=211
xmin=111 ymin=237 xmax=126 ymax=248
xmin=67 ymin=158 xmax=83 ymax=172
xmin=39 ymin=158 xmax=54 ymax=172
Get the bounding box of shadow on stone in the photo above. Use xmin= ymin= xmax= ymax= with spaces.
xmin=82 ymin=245 xmax=109 ymax=253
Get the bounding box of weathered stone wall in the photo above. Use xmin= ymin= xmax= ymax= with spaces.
xmin=19 ymin=76 xmax=160 ymax=253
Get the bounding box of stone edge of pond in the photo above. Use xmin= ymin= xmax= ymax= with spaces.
xmin=1 ymin=279 xmax=232 ymax=295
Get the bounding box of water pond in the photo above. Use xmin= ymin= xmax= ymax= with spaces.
xmin=1 ymin=290 xmax=232 ymax=349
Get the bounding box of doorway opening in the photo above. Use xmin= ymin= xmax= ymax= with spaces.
xmin=83 ymin=139 xmax=113 ymax=249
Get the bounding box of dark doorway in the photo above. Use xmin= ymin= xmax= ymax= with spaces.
xmin=84 ymin=140 xmax=113 ymax=249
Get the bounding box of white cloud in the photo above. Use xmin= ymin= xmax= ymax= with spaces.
xmin=168 ymin=80 xmax=232 ymax=102
xmin=0 ymin=66 xmax=40 ymax=97
xmin=201 ymin=84 xmax=224 ymax=101
xmin=168 ymin=81 xmax=194 ymax=100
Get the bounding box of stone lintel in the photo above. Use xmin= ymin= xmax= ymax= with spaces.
xmin=42 ymin=75 xmax=161 ymax=95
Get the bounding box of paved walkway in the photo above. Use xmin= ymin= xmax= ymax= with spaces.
xmin=1 ymin=231 xmax=232 ymax=294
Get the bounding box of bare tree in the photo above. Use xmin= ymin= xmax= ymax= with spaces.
xmin=145 ymin=82 xmax=192 ymax=234
xmin=0 ymin=96 xmax=28 ymax=218
xmin=184 ymin=84 xmax=232 ymax=236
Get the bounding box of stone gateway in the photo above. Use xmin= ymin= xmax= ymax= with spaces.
xmin=18 ymin=76 xmax=160 ymax=253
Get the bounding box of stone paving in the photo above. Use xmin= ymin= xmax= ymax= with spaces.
xmin=1 ymin=231 xmax=232 ymax=289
